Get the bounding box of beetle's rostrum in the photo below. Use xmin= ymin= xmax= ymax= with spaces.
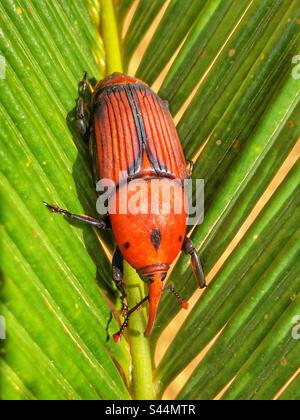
xmin=45 ymin=72 xmax=206 ymax=342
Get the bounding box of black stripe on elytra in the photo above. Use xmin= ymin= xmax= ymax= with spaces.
xmin=124 ymin=84 xmax=145 ymax=175
xmin=95 ymin=85 xmax=141 ymax=178
xmin=151 ymin=229 xmax=162 ymax=251
xmin=94 ymin=83 xmax=172 ymax=178
xmin=138 ymin=86 xmax=165 ymax=174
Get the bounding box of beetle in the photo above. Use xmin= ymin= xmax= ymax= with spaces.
xmin=45 ymin=73 xmax=206 ymax=342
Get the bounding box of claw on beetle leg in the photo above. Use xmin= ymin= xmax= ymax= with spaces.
xmin=43 ymin=201 xmax=107 ymax=229
xmin=113 ymin=296 xmax=149 ymax=343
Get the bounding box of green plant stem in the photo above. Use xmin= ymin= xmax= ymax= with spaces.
xmin=124 ymin=264 xmax=154 ymax=400
xmin=100 ymin=0 xmax=123 ymax=75
xmin=100 ymin=0 xmax=154 ymax=400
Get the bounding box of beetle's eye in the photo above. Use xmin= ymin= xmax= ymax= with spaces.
xmin=161 ymin=273 xmax=167 ymax=282
xmin=141 ymin=275 xmax=154 ymax=284
xmin=140 ymin=273 xmax=168 ymax=283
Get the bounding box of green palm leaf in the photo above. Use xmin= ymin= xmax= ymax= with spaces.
xmin=0 ymin=0 xmax=129 ymax=400
xmin=1 ymin=0 xmax=299 ymax=400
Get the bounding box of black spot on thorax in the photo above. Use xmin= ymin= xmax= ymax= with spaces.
xmin=151 ymin=229 xmax=162 ymax=251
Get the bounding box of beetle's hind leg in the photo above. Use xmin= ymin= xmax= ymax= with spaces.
xmin=112 ymin=248 xmax=128 ymax=317
xmin=44 ymin=202 xmax=108 ymax=229
xmin=113 ymin=296 xmax=149 ymax=343
xmin=182 ymin=237 xmax=206 ymax=289
xmin=76 ymin=72 xmax=93 ymax=138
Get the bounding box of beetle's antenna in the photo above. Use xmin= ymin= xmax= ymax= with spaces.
xmin=164 ymin=284 xmax=189 ymax=309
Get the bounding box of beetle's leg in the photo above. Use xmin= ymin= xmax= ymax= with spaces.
xmin=44 ymin=202 xmax=107 ymax=229
xmin=182 ymin=237 xmax=206 ymax=289
xmin=164 ymin=284 xmax=189 ymax=309
xmin=112 ymin=248 xmax=128 ymax=317
xmin=76 ymin=72 xmax=92 ymax=137
xmin=113 ymin=296 xmax=149 ymax=343
xmin=187 ymin=159 xmax=194 ymax=178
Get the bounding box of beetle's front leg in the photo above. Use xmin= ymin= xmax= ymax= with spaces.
xmin=112 ymin=248 xmax=128 ymax=317
xmin=113 ymin=296 xmax=149 ymax=343
xmin=187 ymin=159 xmax=194 ymax=178
xmin=44 ymin=202 xmax=107 ymax=229
xmin=76 ymin=72 xmax=92 ymax=138
xmin=182 ymin=237 xmax=206 ymax=289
